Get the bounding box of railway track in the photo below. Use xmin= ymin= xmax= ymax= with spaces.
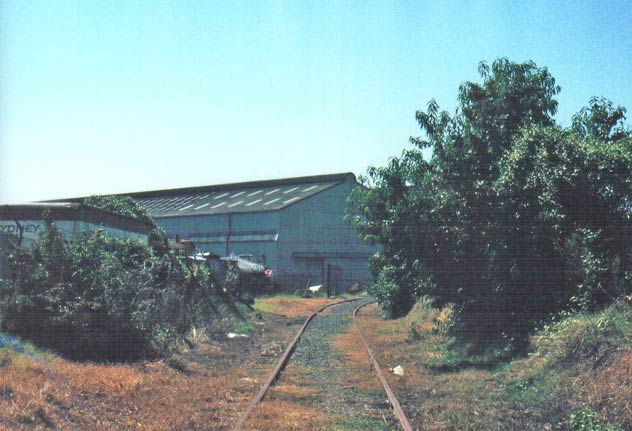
xmin=232 ymin=297 xmax=414 ymax=431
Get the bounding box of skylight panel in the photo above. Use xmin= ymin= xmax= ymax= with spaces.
xmin=264 ymin=198 xmax=280 ymax=206
xmin=230 ymin=191 xmax=245 ymax=198
xmin=179 ymin=204 xmax=194 ymax=211
xmin=246 ymin=199 xmax=263 ymax=206
xmin=283 ymin=186 xmax=300 ymax=194
xmin=195 ymin=203 xmax=210 ymax=210
xmin=228 ymin=200 xmax=244 ymax=208
xmin=303 ymin=185 xmax=318 ymax=192
xmin=283 ymin=196 xmax=301 ymax=205
xmin=212 ymin=202 xmax=226 ymax=209
xmin=214 ymin=192 xmax=229 ymax=200
xmin=247 ymin=190 xmax=263 ymax=197
xmin=265 ymin=188 xmax=280 ymax=195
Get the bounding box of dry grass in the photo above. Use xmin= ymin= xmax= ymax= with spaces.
xmin=238 ymin=334 xmax=336 ymax=431
xmin=0 ymin=351 xmax=261 ymax=430
xmin=0 ymin=294 xmax=336 ymax=431
xmin=269 ymin=383 xmax=320 ymax=401
xmin=332 ymin=316 xmax=384 ymax=392
xmin=254 ymin=296 xmax=340 ymax=318
xmin=244 ymin=400 xmax=328 ymax=431
xmin=0 ymin=310 xmax=303 ymax=430
xmin=573 ymin=347 xmax=632 ymax=430
xmin=5 ymin=295 xmax=628 ymax=430
xmin=242 ymin=360 xmax=330 ymax=430
xmin=350 ymin=302 xmax=565 ymax=430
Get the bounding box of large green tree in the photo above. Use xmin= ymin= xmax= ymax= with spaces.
xmin=348 ymin=59 xmax=632 ymax=347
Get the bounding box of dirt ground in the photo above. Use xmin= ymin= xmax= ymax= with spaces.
xmin=0 ymin=297 xmax=339 ymax=431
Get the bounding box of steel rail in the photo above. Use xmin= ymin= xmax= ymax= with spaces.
xmin=353 ymin=301 xmax=414 ymax=431
xmin=232 ymin=298 xmax=360 ymax=430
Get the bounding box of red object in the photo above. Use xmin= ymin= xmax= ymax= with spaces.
xmin=264 ymin=269 xmax=273 ymax=278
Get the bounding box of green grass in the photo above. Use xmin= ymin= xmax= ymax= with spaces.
xmin=232 ymin=321 xmax=255 ymax=334
xmin=0 ymin=331 xmax=55 ymax=370
xmin=330 ymin=416 xmax=396 ymax=431
xmin=424 ymin=339 xmax=514 ymax=371
xmin=0 ymin=332 xmax=44 ymax=358
xmin=252 ymin=294 xmax=303 ymax=314
xmin=569 ymin=406 xmax=623 ymax=431
xmin=252 ymin=301 xmax=280 ymax=314
xmin=256 ymin=293 xmax=303 ymax=300
xmin=442 ymin=411 xmax=469 ymax=428
xmin=502 ymin=378 xmax=549 ymax=406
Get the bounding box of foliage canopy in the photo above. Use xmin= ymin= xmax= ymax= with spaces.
xmin=348 ymin=58 xmax=632 ymax=347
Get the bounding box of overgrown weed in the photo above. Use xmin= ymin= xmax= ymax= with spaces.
xmin=352 ymin=295 xmax=632 ymax=430
xmin=533 ymin=299 xmax=632 ymax=369
xmin=523 ymin=299 xmax=632 ymax=430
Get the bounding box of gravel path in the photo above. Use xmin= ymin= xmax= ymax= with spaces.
xmin=266 ymin=298 xmax=400 ymax=430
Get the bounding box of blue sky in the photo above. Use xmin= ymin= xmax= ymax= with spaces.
xmin=1 ymin=1 xmax=631 ymax=203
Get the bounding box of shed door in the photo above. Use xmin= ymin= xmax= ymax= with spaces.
xmin=326 ymin=264 xmax=342 ymax=297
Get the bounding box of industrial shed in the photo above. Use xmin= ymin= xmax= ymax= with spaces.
xmin=126 ymin=172 xmax=376 ymax=292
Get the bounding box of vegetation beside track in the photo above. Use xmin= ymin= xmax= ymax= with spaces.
xmin=0 ymin=298 xmax=319 ymax=430
xmin=0 ymin=198 xmax=250 ymax=361
xmin=2 ymin=293 xmax=629 ymax=430
xmin=346 ymin=299 xmax=631 ymax=431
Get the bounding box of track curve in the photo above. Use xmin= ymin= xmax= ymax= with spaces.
xmin=232 ymin=297 xmax=415 ymax=431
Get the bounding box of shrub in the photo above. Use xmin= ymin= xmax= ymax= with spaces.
xmin=0 ymin=220 xmax=222 ymax=361
xmin=367 ymin=264 xmax=418 ymax=318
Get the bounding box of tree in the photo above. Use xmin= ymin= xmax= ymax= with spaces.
xmin=571 ymin=96 xmax=628 ymax=142
xmin=496 ymin=123 xmax=632 ymax=313
xmin=348 ymin=58 xmax=632 ymax=348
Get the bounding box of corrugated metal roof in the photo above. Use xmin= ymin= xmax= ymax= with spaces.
xmin=129 ymin=172 xmax=355 ymax=218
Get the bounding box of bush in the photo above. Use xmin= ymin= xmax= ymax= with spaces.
xmin=533 ymin=300 xmax=632 ymax=368
xmin=0 ymin=220 xmax=222 ymax=361
xmin=367 ymin=264 xmax=419 ymax=318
